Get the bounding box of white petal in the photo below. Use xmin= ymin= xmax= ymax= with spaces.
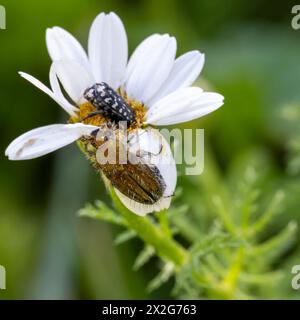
xmin=46 ymin=27 xmax=90 ymax=72
xmin=147 ymin=90 xmax=224 ymax=126
xmin=88 ymin=12 xmax=128 ymax=89
xmin=115 ymin=189 xmax=172 ymax=216
xmin=147 ymin=51 xmax=205 ymax=106
xmin=115 ymin=128 xmax=176 ymax=216
xmin=152 ymin=102 xmax=223 ymax=126
xmin=146 ymin=87 xmax=204 ymax=123
xmin=5 ymin=123 xmax=98 ymax=160
xmin=52 ymin=60 xmax=94 ymax=105
xmin=124 ymin=34 xmax=177 ymax=104
xmin=124 ymin=34 xmax=160 ymax=81
xmin=19 ymin=71 xmax=77 ymax=116
xmin=49 ymin=63 xmax=79 ymax=114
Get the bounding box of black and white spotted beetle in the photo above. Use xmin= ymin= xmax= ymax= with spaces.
xmin=83 ymin=82 xmax=136 ymax=124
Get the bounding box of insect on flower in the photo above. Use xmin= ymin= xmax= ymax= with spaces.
xmin=81 ymin=83 xmax=167 ymax=206
xmin=5 ymin=11 xmax=224 ymax=215
xmin=83 ymin=82 xmax=136 ymax=124
xmin=84 ymin=126 xmax=168 ymax=206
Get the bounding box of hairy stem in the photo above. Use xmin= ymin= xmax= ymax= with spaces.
xmin=110 ymin=187 xmax=188 ymax=268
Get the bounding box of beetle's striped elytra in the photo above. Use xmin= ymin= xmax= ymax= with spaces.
xmin=79 ymin=127 xmax=167 ymax=205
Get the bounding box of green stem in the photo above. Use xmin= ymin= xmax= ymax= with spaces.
xmin=110 ymin=187 xmax=188 ymax=268
xmin=77 ymin=141 xmax=188 ymax=268
xmin=157 ymin=210 xmax=172 ymax=239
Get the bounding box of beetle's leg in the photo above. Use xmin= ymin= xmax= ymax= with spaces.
xmin=163 ymin=192 xmax=175 ymax=199
xmin=81 ymin=110 xmax=104 ymax=122
xmin=136 ymin=144 xmax=163 ymax=158
xmin=127 ymin=129 xmax=150 ymax=146
xmin=90 ymin=128 xmax=100 ymax=137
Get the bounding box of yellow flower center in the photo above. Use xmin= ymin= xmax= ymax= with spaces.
xmin=70 ymin=90 xmax=147 ymax=132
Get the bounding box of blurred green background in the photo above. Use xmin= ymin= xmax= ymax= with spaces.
xmin=0 ymin=0 xmax=300 ymax=299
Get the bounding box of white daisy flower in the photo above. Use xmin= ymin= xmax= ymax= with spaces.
xmin=5 ymin=11 xmax=224 ymax=216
